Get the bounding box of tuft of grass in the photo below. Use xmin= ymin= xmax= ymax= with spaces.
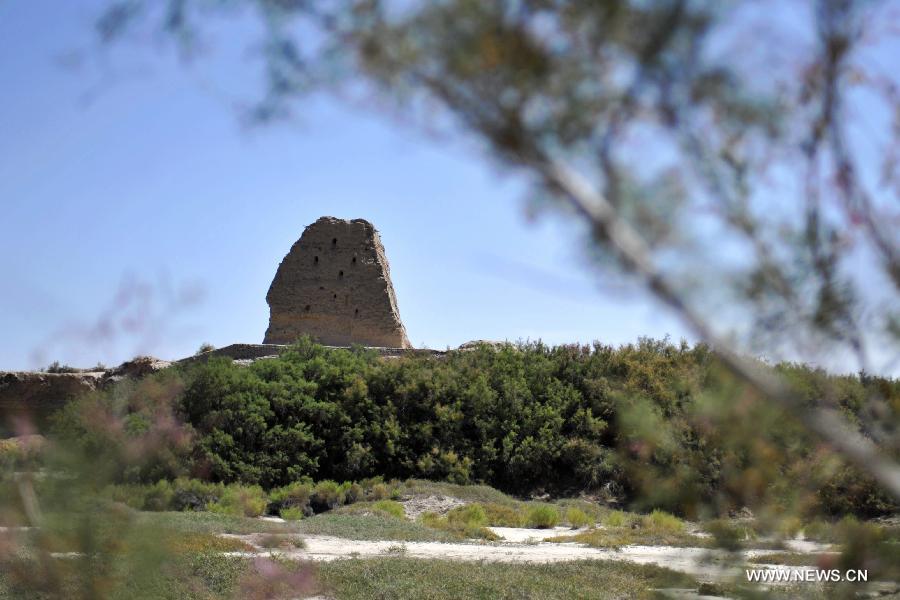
xmin=382 ymin=543 xmax=408 ymax=555
xmin=602 ymin=510 xmax=631 ymax=528
xmin=548 ymin=510 xmax=697 ymax=549
xmin=526 ymin=505 xmax=559 ymax=529
xmin=643 ymin=509 xmax=684 ymax=534
xmin=481 ymin=502 xmax=525 ymax=527
xmin=165 ymin=531 xmax=254 ymax=553
xmin=565 ymin=507 xmax=592 ymax=529
xmin=702 ymin=519 xmax=756 ymax=551
xmin=420 ymin=508 xmax=499 ymax=541
xmin=447 ymin=504 xmax=488 ymax=528
xmin=368 ymin=482 xmax=391 ymax=501
xmin=280 ymin=506 xmax=305 ymax=521
xmin=372 ymin=500 xmax=406 ymax=519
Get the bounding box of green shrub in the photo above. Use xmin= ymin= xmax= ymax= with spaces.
xmin=447 ymin=504 xmax=488 ymax=528
xmin=643 ymin=510 xmax=684 ymax=533
xmin=105 ymin=484 xmax=152 ymax=510
xmin=481 ymin=502 xmax=524 ymax=527
xmin=70 ymin=336 xmax=889 ymax=520
xmin=310 ymin=480 xmax=344 ymax=513
xmin=602 ymin=510 xmax=631 ymax=528
xmin=280 ymin=506 xmax=305 ymax=521
xmin=367 ymin=482 xmax=390 ymax=500
xmin=420 ymin=510 xmax=498 ymax=541
xmin=372 ymin=500 xmax=405 ymax=519
xmin=703 ymin=519 xmax=754 ymax=551
xmin=171 ymin=478 xmax=224 ymax=511
xmin=526 ymin=505 xmax=559 ymax=529
xmin=343 ymin=482 xmax=364 ymax=505
xmin=270 ymin=481 xmax=313 ymax=516
xmin=802 ymin=519 xmax=833 ymax=542
xmin=815 ymin=457 xmax=898 ymax=518
xmin=143 ymin=480 xmax=175 ymax=511
xmin=565 ymin=507 xmax=592 ymax=529
xmin=207 ymin=484 xmax=268 ymax=517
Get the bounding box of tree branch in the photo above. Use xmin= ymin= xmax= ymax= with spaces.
xmin=530 ymin=152 xmax=900 ymax=500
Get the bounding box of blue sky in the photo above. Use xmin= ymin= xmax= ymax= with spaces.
xmin=0 ymin=1 xmax=687 ymax=370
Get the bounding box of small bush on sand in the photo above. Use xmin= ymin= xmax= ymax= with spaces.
xmin=602 ymin=510 xmax=631 ymax=528
xmin=643 ymin=509 xmax=684 ymax=534
xmin=447 ymin=504 xmax=488 ymax=528
xmin=310 ymin=480 xmax=345 ymax=513
xmin=343 ymin=482 xmax=364 ymax=504
xmin=270 ymin=481 xmax=313 ymax=516
xmin=367 ymin=480 xmax=390 ymax=501
xmin=526 ymin=505 xmax=559 ymax=529
xmin=420 ymin=508 xmax=498 ymax=541
xmin=372 ymin=500 xmax=405 ymax=519
xmin=208 ymin=484 xmax=268 ymax=517
xmin=143 ymin=480 xmax=176 ymax=511
xmin=171 ymin=478 xmax=225 ymax=511
xmin=703 ymin=519 xmax=755 ymax=551
xmin=481 ymin=502 xmax=524 ymax=527
xmin=280 ymin=506 xmax=305 ymax=521
xmin=566 ymin=507 xmax=592 ymax=529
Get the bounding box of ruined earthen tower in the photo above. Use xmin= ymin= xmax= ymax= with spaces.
xmin=263 ymin=217 xmax=411 ymax=348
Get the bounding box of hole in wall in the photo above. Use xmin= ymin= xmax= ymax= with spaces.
xmin=304 ymin=305 xmax=311 ymax=312
xmin=338 ymin=270 xmax=344 ymax=278
xmin=331 ymin=238 xmax=337 ymax=246
xmin=351 ymin=257 xmax=357 ymax=265
xmin=314 ymin=256 xmax=319 ymax=264
xmin=354 ymin=308 xmax=359 ymax=317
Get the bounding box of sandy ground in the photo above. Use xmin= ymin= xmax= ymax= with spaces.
xmin=400 ymin=495 xmax=465 ymax=520
xmin=223 ymin=526 xmax=835 ymax=582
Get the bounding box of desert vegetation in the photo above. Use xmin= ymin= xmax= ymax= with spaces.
xmin=44 ymin=338 xmax=897 ymax=522
xmin=4 ymin=338 xmax=894 ymax=596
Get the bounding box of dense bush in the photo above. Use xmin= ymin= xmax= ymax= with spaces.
xmin=565 ymin=507 xmax=592 ymax=529
xmin=51 ymin=337 xmax=899 ymax=518
xmin=526 ymin=505 xmax=559 ymax=529
xmin=207 ymin=485 xmax=268 ymax=517
xmin=106 ymin=478 xmax=227 ymax=512
xmin=177 ymin=338 xmax=630 ymax=492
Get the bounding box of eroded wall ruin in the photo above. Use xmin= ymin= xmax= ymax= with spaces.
xmin=263 ymin=217 xmax=411 ymax=348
